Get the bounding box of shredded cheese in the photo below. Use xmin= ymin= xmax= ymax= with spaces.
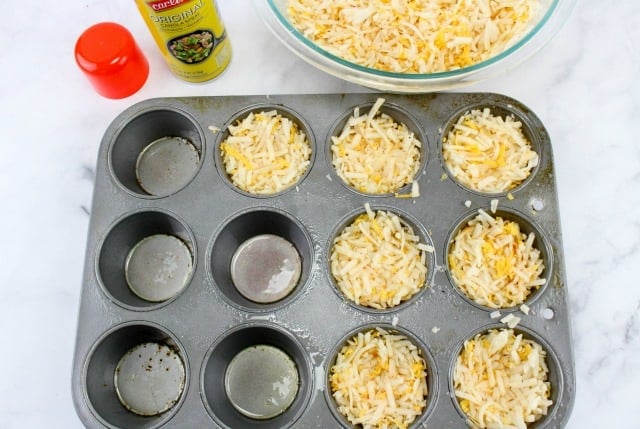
xmin=331 ymin=207 xmax=428 ymax=309
xmin=443 ymin=108 xmax=538 ymax=193
xmin=331 ymin=98 xmax=421 ymax=194
xmin=448 ymin=210 xmax=545 ymax=308
xmin=454 ymin=329 xmax=552 ymax=428
xmin=490 ymin=198 xmax=499 ymax=214
xmin=287 ymin=0 xmax=540 ymax=74
xmin=500 ymin=313 xmax=522 ymax=328
xmin=220 ymin=110 xmax=311 ymax=195
xmin=330 ymin=328 xmax=428 ymax=428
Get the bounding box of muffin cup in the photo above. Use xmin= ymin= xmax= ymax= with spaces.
xmin=448 ymin=323 xmax=563 ymax=428
xmin=200 ymin=322 xmax=313 ymax=429
xmin=97 ymin=209 xmax=196 ymax=310
xmin=326 ymin=205 xmax=435 ymax=314
xmin=326 ymin=101 xmax=428 ymax=197
xmin=439 ymin=101 xmax=542 ymax=197
xmin=109 ymin=107 xmax=205 ymax=198
xmin=208 ymin=207 xmax=314 ymax=312
xmin=325 ymin=323 xmax=439 ymax=428
xmin=214 ymin=104 xmax=315 ymax=198
xmin=444 ymin=207 xmax=552 ymax=311
xmin=83 ymin=321 xmax=189 ymax=429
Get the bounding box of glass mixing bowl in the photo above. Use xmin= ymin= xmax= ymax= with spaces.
xmin=255 ymin=0 xmax=575 ymax=92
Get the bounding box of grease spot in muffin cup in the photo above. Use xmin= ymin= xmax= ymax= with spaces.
xmin=114 ymin=342 xmax=185 ymax=416
xmin=208 ymin=208 xmax=314 ymax=312
xmin=135 ymin=136 xmax=200 ymax=197
xmin=200 ymin=322 xmax=313 ymax=429
xmin=83 ymin=321 xmax=189 ymax=429
xmin=125 ymin=234 xmax=193 ymax=303
xmin=224 ymin=344 xmax=300 ymax=419
xmin=109 ymin=107 xmax=205 ymax=198
xmin=230 ymin=234 xmax=302 ymax=304
xmin=97 ymin=209 xmax=196 ymax=310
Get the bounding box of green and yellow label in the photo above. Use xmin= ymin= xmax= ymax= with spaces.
xmin=136 ymin=0 xmax=231 ymax=83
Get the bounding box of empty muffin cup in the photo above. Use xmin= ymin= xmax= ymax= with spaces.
xmin=445 ymin=207 xmax=552 ymax=311
xmin=114 ymin=342 xmax=185 ymax=416
xmin=200 ymin=322 xmax=312 ymax=429
xmin=83 ymin=322 xmax=188 ymax=429
xmin=109 ymin=107 xmax=204 ymax=198
xmin=230 ymin=234 xmax=301 ymax=304
xmin=135 ymin=136 xmax=200 ymax=196
xmin=326 ymin=100 xmax=427 ymax=196
xmin=98 ymin=210 xmax=196 ymax=310
xmin=225 ymin=344 xmax=300 ymax=419
xmin=208 ymin=208 xmax=313 ymax=312
xmin=449 ymin=324 xmax=563 ymax=429
xmin=125 ymin=234 xmax=193 ymax=302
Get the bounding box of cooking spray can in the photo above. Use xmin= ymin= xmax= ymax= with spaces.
xmin=134 ymin=0 xmax=231 ymax=83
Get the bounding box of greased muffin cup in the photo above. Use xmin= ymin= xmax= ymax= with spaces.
xmin=82 ymin=321 xmax=189 ymax=429
xmin=109 ymin=107 xmax=205 ymax=198
xmin=73 ymin=93 xmax=575 ymax=428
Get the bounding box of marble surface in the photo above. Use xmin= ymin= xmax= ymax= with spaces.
xmin=0 ymin=1 xmax=638 ymax=428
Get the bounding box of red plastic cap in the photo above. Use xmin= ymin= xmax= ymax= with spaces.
xmin=75 ymin=22 xmax=149 ymax=99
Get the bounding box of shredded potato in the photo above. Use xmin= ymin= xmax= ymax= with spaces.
xmin=331 ymin=98 xmax=421 ymax=194
xmin=331 ymin=205 xmax=428 ymax=309
xmin=443 ymin=108 xmax=538 ymax=193
xmin=454 ymin=329 xmax=552 ymax=428
xmin=330 ymin=327 xmax=428 ymax=428
xmin=448 ymin=210 xmax=545 ymax=308
xmin=220 ymin=110 xmax=311 ymax=194
xmin=287 ymin=0 xmax=540 ymax=73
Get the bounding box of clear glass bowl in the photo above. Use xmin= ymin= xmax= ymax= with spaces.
xmin=255 ymin=0 xmax=575 ymax=92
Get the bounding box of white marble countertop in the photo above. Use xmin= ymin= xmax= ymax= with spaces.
xmin=1 ymin=1 xmax=638 ymax=428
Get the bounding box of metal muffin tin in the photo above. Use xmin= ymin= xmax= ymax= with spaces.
xmin=72 ymin=92 xmax=575 ymax=428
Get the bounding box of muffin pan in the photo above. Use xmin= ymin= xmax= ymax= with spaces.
xmin=72 ymin=92 xmax=575 ymax=428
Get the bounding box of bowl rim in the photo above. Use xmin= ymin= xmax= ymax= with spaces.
xmin=265 ymin=0 xmax=562 ymax=80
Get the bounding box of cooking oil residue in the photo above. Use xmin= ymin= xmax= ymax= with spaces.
xmin=224 ymin=345 xmax=299 ymax=419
